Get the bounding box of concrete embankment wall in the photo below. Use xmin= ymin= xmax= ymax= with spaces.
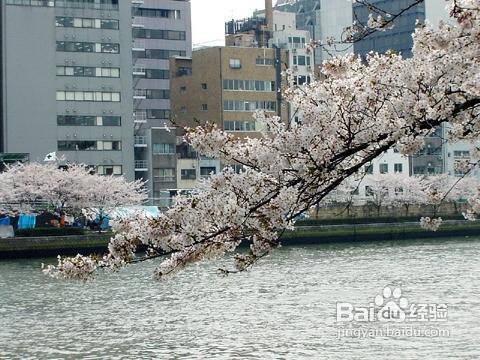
xmin=281 ymin=221 xmax=480 ymax=245
xmin=0 ymin=233 xmax=111 ymax=259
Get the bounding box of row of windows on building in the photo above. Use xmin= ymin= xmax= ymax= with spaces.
xmin=223 ymin=120 xmax=256 ymax=132
xmin=132 ymin=29 xmax=186 ymax=41
xmin=134 ymin=69 xmax=169 ymax=80
xmin=56 ymin=16 xmax=119 ymax=30
xmin=58 ymin=140 xmax=121 ymax=151
xmin=153 ymin=167 xmax=217 ymax=182
xmin=56 ymin=41 xmax=119 ymax=54
xmin=132 ymin=7 xmax=181 ymax=19
xmin=57 ymin=115 xmax=121 ymax=126
xmin=223 ymin=79 xmax=276 ymax=92
xmin=223 ymin=100 xmax=277 ymax=112
xmin=56 ymin=91 xmax=121 ymax=102
xmin=57 ymin=66 xmax=120 ymax=78
xmin=134 ymin=49 xmax=186 ymax=60
xmin=229 ymin=58 xmax=276 ymax=69
xmin=6 ymin=0 xmax=120 ymax=10
xmin=365 ymin=163 xmax=404 ymax=174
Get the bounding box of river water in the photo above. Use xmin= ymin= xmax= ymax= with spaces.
xmin=0 ymin=237 xmax=479 ymax=359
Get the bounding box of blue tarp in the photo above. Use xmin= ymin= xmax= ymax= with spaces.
xmin=18 ymin=214 xmax=36 ymax=229
xmin=0 ymin=217 xmax=10 ymax=226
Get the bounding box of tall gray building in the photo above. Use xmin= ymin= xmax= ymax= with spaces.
xmin=131 ymin=0 xmax=192 ymax=201
xmin=1 ymin=0 xmax=135 ymax=180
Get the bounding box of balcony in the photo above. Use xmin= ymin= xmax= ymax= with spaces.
xmin=133 ymin=89 xmax=146 ymax=100
xmin=134 ymin=136 xmax=147 ymax=147
xmin=133 ymin=65 xmax=146 ymax=76
xmin=132 ymin=16 xmax=144 ymax=28
xmin=133 ymin=111 xmax=147 ymax=124
xmin=135 ymin=160 xmax=148 ymax=172
xmin=132 ymin=39 xmax=145 ymax=52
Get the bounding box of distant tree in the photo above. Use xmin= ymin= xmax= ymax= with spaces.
xmin=0 ymin=162 xmax=147 ymax=218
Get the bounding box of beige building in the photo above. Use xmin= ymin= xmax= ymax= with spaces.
xmin=169 ymin=46 xmax=289 ymax=190
xmin=170 ymin=46 xmax=289 ymax=135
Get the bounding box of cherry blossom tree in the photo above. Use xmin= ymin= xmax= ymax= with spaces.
xmin=0 ymin=162 xmax=147 ymax=218
xmin=44 ymin=0 xmax=480 ymax=280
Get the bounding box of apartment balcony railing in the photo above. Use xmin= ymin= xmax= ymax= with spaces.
xmin=133 ymin=65 xmax=146 ymax=76
xmin=134 ymin=136 xmax=147 ymax=147
xmin=132 ymin=39 xmax=145 ymax=52
xmin=132 ymin=17 xmax=145 ymax=28
xmin=134 ymin=160 xmax=148 ymax=171
xmin=133 ymin=89 xmax=146 ymax=99
xmin=133 ymin=111 xmax=147 ymax=124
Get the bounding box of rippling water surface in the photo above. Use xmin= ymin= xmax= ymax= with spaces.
xmin=1 ymin=238 xmax=480 ymax=359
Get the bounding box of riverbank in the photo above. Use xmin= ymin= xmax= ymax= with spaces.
xmin=0 ymin=232 xmax=111 ymax=259
xmin=0 ymin=220 xmax=479 ymax=259
xmin=282 ymin=220 xmax=480 ymax=245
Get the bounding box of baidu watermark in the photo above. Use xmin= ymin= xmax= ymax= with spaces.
xmin=336 ymin=286 xmax=450 ymax=338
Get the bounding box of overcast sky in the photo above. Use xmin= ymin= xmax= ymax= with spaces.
xmin=191 ymin=0 xmax=267 ymax=48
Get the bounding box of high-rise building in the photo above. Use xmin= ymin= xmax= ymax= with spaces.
xmin=353 ymin=0 xmax=450 ymax=177
xmin=131 ymin=0 xmax=192 ymax=200
xmin=1 ymin=0 xmax=135 ymax=180
xmin=272 ymin=0 xmax=353 ymax=65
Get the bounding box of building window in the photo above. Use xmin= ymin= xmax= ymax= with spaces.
xmin=135 ymin=69 xmax=169 ymax=79
xmin=201 ymin=104 xmax=208 ymax=111
xmin=379 ymin=163 xmax=389 ymax=174
xmin=364 ymin=164 xmax=373 ymax=174
xmin=56 ymin=66 xmax=120 ymax=78
xmin=394 ymin=163 xmax=403 ymax=173
xmin=56 ymin=91 xmax=121 ymax=102
xmin=181 ymin=169 xmax=196 ymax=180
xmin=201 ymin=83 xmax=207 ymax=90
xmin=200 ymin=167 xmax=216 ymax=178
xmin=146 ymin=109 xmax=170 ymax=119
xmin=58 ymin=140 xmax=121 ymax=151
xmin=57 ymin=115 xmax=121 ymax=126
xmin=152 ymin=143 xmax=175 ymax=154
xmin=365 ymin=186 xmax=373 ymax=197
xmin=229 ymin=59 xmax=241 ymax=69
xmin=176 ymin=67 xmax=192 ymax=77
xmin=256 ymin=58 xmax=274 ymax=66
xmin=453 ymin=150 xmax=470 ymax=159
xmin=153 ymin=168 xmax=175 ymax=182
xmin=132 ymin=8 xmax=181 ymax=19
xmin=56 ymin=41 xmax=120 ymax=54
xmin=144 ymin=89 xmax=170 ymax=99
xmin=97 ymin=165 xmax=122 ymax=176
